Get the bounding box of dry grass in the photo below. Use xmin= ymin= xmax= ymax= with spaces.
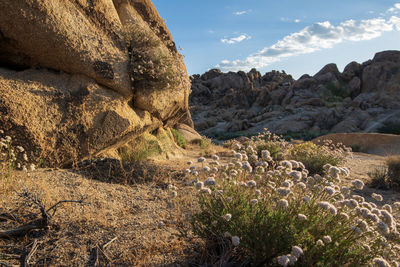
xmin=387 ymin=156 xmax=400 ymax=187
xmin=0 ymin=161 xmax=199 ymax=266
xmin=368 ymin=156 xmax=400 ymax=191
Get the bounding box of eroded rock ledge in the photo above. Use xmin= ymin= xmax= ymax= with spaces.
xmin=0 ymin=0 xmax=192 ymax=166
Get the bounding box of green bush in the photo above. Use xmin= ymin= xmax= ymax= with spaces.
xmin=255 ymin=142 xmax=284 ymax=161
xmin=119 ymin=138 xmax=162 ymax=164
xmin=187 ymin=139 xmax=398 ymax=266
xmin=287 ymin=142 xmax=345 ymax=175
xmin=244 ymin=131 xmax=291 ymax=162
xmin=191 ymin=138 xmax=211 ymax=150
xmin=171 ymin=128 xmax=187 ymax=148
xmin=320 ymin=81 xmax=350 ymax=103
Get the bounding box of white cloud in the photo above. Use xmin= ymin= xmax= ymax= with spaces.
xmin=217 ymin=16 xmax=400 ymax=71
xmin=234 ymin=10 xmax=251 ymax=16
xmin=387 ymin=3 xmax=400 ymax=13
xmin=281 ymin=17 xmax=301 ymax=23
xmin=221 ymin=34 xmax=251 ymax=44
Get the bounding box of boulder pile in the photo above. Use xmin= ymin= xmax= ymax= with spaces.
xmin=190 ymin=51 xmax=400 ymax=139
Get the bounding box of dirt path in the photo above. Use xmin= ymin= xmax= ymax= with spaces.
xmin=343 ymin=152 xmax=400 ymax=220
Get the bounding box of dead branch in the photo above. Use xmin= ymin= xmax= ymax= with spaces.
xmin=46 ymin=198 xmax=86 ymax=217
xmin=0 ymin=191 xmax=86 ymax=239
xmin=0 ymin=218 xmax=46 ymax=239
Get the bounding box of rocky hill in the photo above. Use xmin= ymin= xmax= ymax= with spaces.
xmin=190 ymin=50 xmax=400 ymax=139
xmin=0 ymin=0 xmax=192 ymax=166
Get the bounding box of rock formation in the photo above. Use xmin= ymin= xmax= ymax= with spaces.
xmin=190 ymin=50 xmax=400 ymax=139
xmin=0 ymin=0 xmax=192 ymax=166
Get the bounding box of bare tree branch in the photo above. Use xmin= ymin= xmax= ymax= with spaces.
xmin=46 ymin=197 xmax=87 ymax=217
xmin=0 ymin=191 xmax=86 ymax=239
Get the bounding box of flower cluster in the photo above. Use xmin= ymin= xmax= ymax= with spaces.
xmin=187 ymin=131 xmax=400 ymax=266
xmin=0 ymin=131 xmax=34 ymax=174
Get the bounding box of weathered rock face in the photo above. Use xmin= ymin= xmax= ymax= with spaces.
xmin=190 ymin=51 xmax=400 ymax=139
xmin=0 ymin=0 xmax=191 ymax=166
xmin=0 ymin=68 xmax=161 ymax=166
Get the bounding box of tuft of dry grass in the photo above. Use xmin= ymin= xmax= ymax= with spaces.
xmin=369 ymin=156 xmax=400 ymax=191
xmin=387 ymin=156 xmax=400 ymax=187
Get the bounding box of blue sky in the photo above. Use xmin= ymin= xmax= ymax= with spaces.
xmin=152 ymin=0 xmax=400 ymax=78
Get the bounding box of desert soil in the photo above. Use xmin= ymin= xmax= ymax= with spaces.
xmin=0 ymin=146 xmax=399 ymax=266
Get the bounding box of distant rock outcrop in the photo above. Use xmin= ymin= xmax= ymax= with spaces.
xmin=0 ymin=0 xmax=192 ymax=166
xmin=190 ymin=51 xmax=400 ymax=138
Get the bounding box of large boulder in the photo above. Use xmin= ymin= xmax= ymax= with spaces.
xmin=361 ymin=51 xmax=400 ymax=96
xmin=0 ymin=0 xmax=191 ymax=166
xmin=341 ymin=61 xmax=361 ymax=81
xmin=0 ymin=68 xmax=161 ymax=166
xmin=0 ymin=0 xmax=131 ymax=97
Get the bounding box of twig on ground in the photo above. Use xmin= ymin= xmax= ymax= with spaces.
xmin=24 ymin=239 xmax=39 ymax=266
xmin=97 ymin=244 xmax=113 ymax=264
xmin=102 ymin=236 xmax=118 ymax=250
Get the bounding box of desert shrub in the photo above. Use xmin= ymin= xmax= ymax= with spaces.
xmin=282 ymin=130 xmax=326 ymax=142
xmin=369 ymin=156 xmax=400 ymax=191
xmin=368 ymin=166 xmax=391 ymax=190
xmin=209 ymin=131 xmax=245 ymax=141
xmin=255 ymin=142 xmax=285 ymax=161
xmin=127 ymin=25 xmax=179 ymax=91
xmin=377 ymin=121 xmax=400 ymax=135
xmin=288 ymin=141 xmax=346 ymax=175
xmin=191 ymin=138 xmax=213 ymax=157
xmin=321 ymin=81 xmax=349 ymax=104
xmin=248 ymin=131 xmax=291 ymax=162
xmin=0 ymin=136 xmax=15 ymax=191
xmin=119 ymin=138 xmax=162 ymax=164
xmin=191 ymin=138 xmax=211 ymax=150
xmin=387 ymin=156 xmax=400 ymax=186
xmin=186 ymin=140 xmax=399 ymax=266
xmin=171 ymin=128 xmax=187 ymax=148
xmin=0 ymin=132 xmax=33 ymax=193
xmin=350 ymin=144 xmax=362 ymax=153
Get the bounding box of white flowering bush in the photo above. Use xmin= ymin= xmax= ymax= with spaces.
xmin=187 ymin=137 xmax=400 ymax=266
xmin=127 ymin=25 xmax=180 ymax=91
xmin=0 ymin=131 xmax=33 ymax=191
xmin=252 ymin=131 xmax=291 ymax=162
